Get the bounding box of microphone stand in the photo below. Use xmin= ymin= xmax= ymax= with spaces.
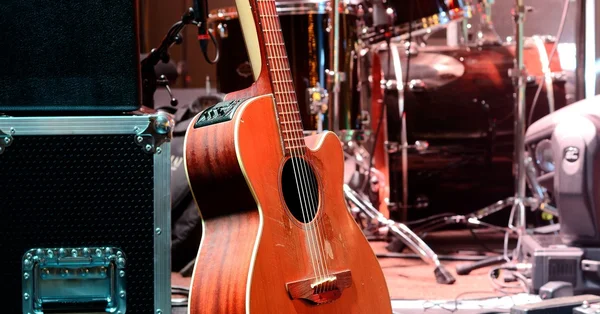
xmin=141 ymin=8 xmax=196 ymax=110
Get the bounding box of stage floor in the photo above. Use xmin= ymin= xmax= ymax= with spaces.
xmin=172 ymin=230 xmax=536 ymax=313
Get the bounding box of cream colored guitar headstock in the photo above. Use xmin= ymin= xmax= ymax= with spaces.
xmin=235 ymin=0 xmax=261 ymax=81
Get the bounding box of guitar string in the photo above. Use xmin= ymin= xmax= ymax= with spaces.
xmin=264 ymin=0 xmax=332 ymax=286
xmin=306 ymin=1 xmax=344 ymax=286
xmin=258 ymin=0 xmax=324 ymax=282
xmin=262 ymin=1 xmax=326 ymax=283
xmin=264 ymin=0 xmax=330 ymax=285
xmin=265 ymin=0 xmax=333 ymax=285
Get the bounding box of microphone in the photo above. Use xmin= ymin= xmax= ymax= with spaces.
xmin=193 ymin=0 xmax=209 ymax=44
xmin=193 ymin=0 xmax=219 ymax=64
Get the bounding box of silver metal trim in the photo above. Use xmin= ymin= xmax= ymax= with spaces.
xmin=154 ymin=127 xmax=172 ymax=314
xmin=22 ymin=247 xmax=127 ymax=314
xmin=0 ymin=114 xmax=172 ymax=313
xmin=0 ymin=116 xmax=151 ymax=135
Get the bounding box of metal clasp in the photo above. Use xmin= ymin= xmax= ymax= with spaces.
xmin=135 ymin=112 xmax=174 ymax=154
xmin=0 ymin=127 xmax=14 ymax=155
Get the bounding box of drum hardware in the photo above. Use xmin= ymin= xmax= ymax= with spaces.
xmin=344 ymin=184 xmax=456 ymax=284
xmin=385 ymin=140 xmax=429 ymax=154
xmin=360 ymin=0 xmax=473 ymax=45
xmin=506 ymin=0 xmax=530 ymax=259
xmin=307 ymin=83 xmax=329 ymax=133
xmin=216 ymin=22 xmax=228 ymax=38
xmin=374 ymin=35 xmax=567 ymax=218
xmin=325 ymin=69 xmax=347 ymax=82
xmin=360 ymin=109 xmax=371 ymax=128
xmin=330 ymin=0 xmax=342 ymax=132
xmin=472 ymin=0 xmax=502 ymax=46
xmin=381 ymin=79 xmax=426 ymax=92
xmin=437 ymin=0 xmax=538 ymax=267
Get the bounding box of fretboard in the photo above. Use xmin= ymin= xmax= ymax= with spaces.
xmin=256 ymin=0 xmax=305 ymax=156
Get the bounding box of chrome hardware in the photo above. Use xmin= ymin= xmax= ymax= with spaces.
xmin=307 ymin=83 xmax=329 ymax=133
xmin=325 ymin=69 xmax=347 ymax=82
xmin=408 ymin=79 xmax=426 ymax=92
xmin=22 ymin=247 xmax=126 ymax=314
xmin=0 ymin=129 xmax=13 ymax=155
xmin=307 ymin=83 xmax=329 ymax=115
xmin=135 ymin=111 xmax=174 ymax=154
xmin=217 ymin=22 xmax=228 ymax=38
xmin=386 ymin=141 xmax=429 ymax=154
xmin=360 ymin=110 xmax=371 ymax=127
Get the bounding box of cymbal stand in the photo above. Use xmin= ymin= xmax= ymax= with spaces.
xmin=329 ymin=0 xmax=341 ymax=132
xmin=344 ymin=184 xmax=456 ymax=284
xmin=506 ymin=0 xmax=529 ymax=261
xmin=403 ymin=157 xmax=558 ymax=235
xmin=428 ymin=0 xmax=534 ymax=268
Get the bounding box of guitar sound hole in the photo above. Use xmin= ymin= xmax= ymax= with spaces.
xmin=281 ymin=157 xmax=319 ymax=224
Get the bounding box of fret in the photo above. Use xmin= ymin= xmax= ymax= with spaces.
xmin=282 ymin=129 xmax=303 ymax=134
xmin=275 ymin=101 xmax=297 ymax=105
xmin=287 ymin=144 xmax=307 ymax=150
xmin=256 ymin=0 xmax=306 ymax=155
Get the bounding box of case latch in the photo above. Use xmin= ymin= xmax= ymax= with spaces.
xmin=135 ymin=111 xmax=174 ymax=154
xmin=0 ymin=127 xmax=14 ymax=155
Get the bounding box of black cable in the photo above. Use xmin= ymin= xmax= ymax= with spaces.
xmin=527 ymin=0 xmax=570 ymax=127
xmin=195 ymin=0 xmax=220 ymax=64
xmin=468 ymin=227 xmax=497 ymax=254
xmin=376 ymin=252 xmax=490 ymax=261
xmin=404 ymin=212 xmax=457 ymax=226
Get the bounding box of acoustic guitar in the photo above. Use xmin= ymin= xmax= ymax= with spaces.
xmin=184 ymin=0 xmax=392 ymax=312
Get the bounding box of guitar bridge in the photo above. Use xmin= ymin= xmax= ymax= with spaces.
xmin=286 ymin=270 xmax=352 ymax=305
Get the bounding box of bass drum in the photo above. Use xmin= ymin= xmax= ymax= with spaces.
xmin=209 ymin=1 xmax=362 ymax=131
xmin=370 ymin=36 xmax=568 ymax=220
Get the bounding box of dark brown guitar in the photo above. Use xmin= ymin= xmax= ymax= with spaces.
xmin=184 ymin=0 xmax=392 ymax=312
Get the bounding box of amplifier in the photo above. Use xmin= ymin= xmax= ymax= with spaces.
xmin=0 ymin=114 xmax=172 ymax=314
xmin=0 ymin=1 xmax=141 ymax=112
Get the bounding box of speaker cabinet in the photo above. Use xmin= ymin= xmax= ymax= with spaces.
xmin=0 ymin=1 xmax=142 ymax=112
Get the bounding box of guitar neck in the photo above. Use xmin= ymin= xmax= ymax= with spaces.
xmin=252 ymin=0 xmax=306 ymax=155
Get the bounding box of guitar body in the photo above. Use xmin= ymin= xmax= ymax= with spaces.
xmin=185 ymin=0 xmax=391 ymax=312
xmin=185 ymin=94 xmax=391 ymax=314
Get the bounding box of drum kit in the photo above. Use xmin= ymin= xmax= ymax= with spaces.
xmin=207 ymin=0 xmax=567 ymax=283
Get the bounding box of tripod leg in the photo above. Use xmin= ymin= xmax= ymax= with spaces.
xmin=344 ymin=184 xmax=456 ymax=284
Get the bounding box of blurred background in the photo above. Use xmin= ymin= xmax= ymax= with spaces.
xmin=139 ymin=0 xmax=578 ymax=90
